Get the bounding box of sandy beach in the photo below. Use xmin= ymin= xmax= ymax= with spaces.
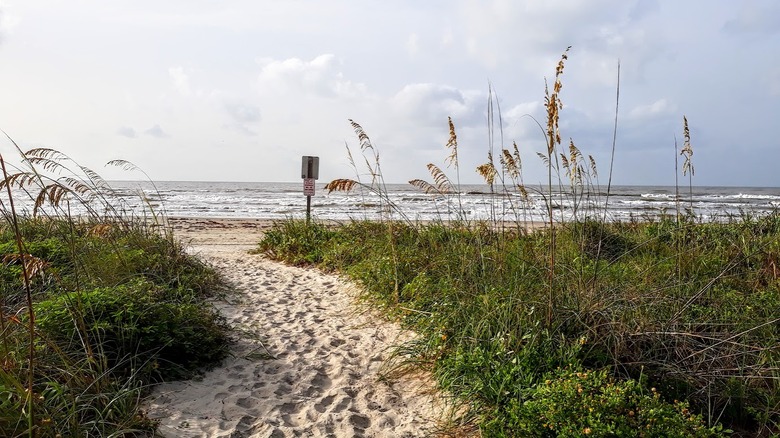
xmin=144 ymin=218 xmax=442 ymax=437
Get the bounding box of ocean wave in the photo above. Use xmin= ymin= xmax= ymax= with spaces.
xmin=640 ymin=193 xmax=676 ymax=200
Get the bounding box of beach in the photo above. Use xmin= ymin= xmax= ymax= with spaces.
xmin=144 ymin=218 xmax=442 ymax=437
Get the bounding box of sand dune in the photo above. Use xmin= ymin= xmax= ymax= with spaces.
xmin=144 ymin=219 xmax=441 ymax=437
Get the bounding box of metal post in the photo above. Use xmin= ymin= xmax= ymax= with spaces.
xmin=301 ymin=156 xmax=319 ymax=225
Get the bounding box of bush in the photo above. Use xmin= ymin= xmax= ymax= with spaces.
xmin=489 ymin=367 xmax=728 ymax=437
xmin=34 ymin=279 xmax=231 ymax=380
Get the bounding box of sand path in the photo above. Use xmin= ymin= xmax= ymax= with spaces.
xmin=144 ymin=219 xmax=440 ymax=437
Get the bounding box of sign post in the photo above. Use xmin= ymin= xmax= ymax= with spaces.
xmin=301 ymin=156 xmax=319 ymax=223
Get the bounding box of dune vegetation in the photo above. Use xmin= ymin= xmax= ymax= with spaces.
xmin=259 ymin=50 xmax=779 ymax=437
xmin=0 ymin=145 xmax=231 ymax=437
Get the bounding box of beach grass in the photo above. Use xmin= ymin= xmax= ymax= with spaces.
xmin=0 ymin=150 xmax=231 ymax=436
xmin=261 ymin=216 xmax=779 ymax=436
xmin=260 ymin=49 xmax=778 ymax=436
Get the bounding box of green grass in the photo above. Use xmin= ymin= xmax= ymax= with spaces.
xmin=0 ymin=148 xmax=231 ymax=437
xmin=259 ymin=216 xmax=779 ymax=436
xmin=0 ymin=217 xmax=231 ymax=437
xmin=274 ymin=50 xmax=778 ymax=436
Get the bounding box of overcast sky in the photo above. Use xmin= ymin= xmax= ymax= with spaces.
xmin=0 ymin=1 xmax=778 ymax=187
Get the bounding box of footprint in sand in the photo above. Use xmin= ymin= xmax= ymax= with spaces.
xmin=144 ymin=231 xmax=439 ymax=437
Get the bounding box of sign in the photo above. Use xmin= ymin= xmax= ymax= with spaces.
xmin=303 ymin=178 xmax=315 ymax=196
xmin=301 ymin=156 xmax=319 ymax=223
xmin=301 ymin=156 xmax=320 ymax=180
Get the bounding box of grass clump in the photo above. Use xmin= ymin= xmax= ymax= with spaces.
xmin=0 ymin=147 xmax=230 ymax=436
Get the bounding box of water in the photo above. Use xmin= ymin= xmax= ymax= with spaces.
xmin=6 ymin=180 xmax=777 ymax=222
xmin=92 ymin=181 xmax=780 ymax=223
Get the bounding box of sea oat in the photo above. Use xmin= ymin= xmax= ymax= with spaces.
xmin=324 ymin=178 xmax=358 ymax=193
xmin=680 ymin=116 xmax=694 ymax=177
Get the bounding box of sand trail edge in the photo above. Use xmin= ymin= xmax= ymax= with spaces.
xmin=144 ymin=219 xmax=441 ymax=438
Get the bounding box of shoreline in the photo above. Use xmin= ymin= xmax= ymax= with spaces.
xmin=165 ymin=216 xmax=550 ymax=236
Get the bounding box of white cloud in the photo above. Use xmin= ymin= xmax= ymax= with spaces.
xmin=145 ymin=124 xmax=169 ymax=138
xmin=0 ymin=5 xmax=21 ymax=42
xmin=441 ymin=28 xmax=454 ymax=48
xmin=117 ymin=126 xmax=137 ymax=138
xmin=503 ymin=101 xmax=543 ymax=139
xmin=222 ymin=102 xmax=261 ymax=137
xmin=723 ymin=2 xmax=780 ymax=35
xmin=168 ymin=67 xmax=192 ymax=97
xmin=628 ymin=98 xmax=677 ymax=120
xmin=505 ymin=102 xmax=541 ymax=120
xmin=390 ymin=83 xmax=481 ymax=127
xmin=224 ymin=102 xmax=260 ymax=123
xmin=407 ymin=33 xmax=420 ymax=57
xmin=256 ymin=54 xmax=368 ymax=100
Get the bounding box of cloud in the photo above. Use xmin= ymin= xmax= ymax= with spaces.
xmin=407 ymin=33 xmax=420 ymax=57
xmin=723 ymin=3 xmax=780 ymax=35
xmin=145 ymin=124 xmax=169 ymax=138
xmin=256 ymin=54 xmax=368 ymax=100
xmin=117 ymin=126 xmax=137 ymax=138
xmin=390 ymin=83 xmax=482 ymax=127
xmin=627 ymin=0 xmax=660 ymax=21
xmin=440 ymin=28 xmax=454 ymax=48
xmin=455 ymin=0 xmax=667 ymax=85
xmin=169 ymin=66 xmax=192 ymax=96
xmin=628 ymin=98 xmax=677 ymax=120
xmin=770 ymin=68 xmax=780 ymax=96
xmin=223 ymin=102 xmax=261 ymax=136
xmin=503 ymin=101 xmax=543 ymax=139
xmin=224 ymin=102 xmax=260 ymax=123
xmin=0 ymin=7 xmax=20 ymax=44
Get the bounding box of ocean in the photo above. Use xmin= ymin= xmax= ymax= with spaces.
xmin=95 ymin=181 xmax=780 ymax=223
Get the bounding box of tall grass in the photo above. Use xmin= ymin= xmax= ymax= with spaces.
xmin=0 ymin=144 xmax=230 ymax=437
xmin=261 ymin=49 xmax=779 ymax=436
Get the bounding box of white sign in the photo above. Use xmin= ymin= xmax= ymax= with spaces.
xmin=303 ymin=178 xmax=315 ymax=196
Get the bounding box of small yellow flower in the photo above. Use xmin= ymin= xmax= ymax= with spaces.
xmin=583 ymin=427 xmax=592 ymax=435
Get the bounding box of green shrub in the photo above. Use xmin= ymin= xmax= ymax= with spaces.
xmin=257 ymin=219 xmax=336 ymax=265
xmin=489 ymin=367 xmax=728 ymax=437
xmin=34 ymin=279 xmax=231 ymax=380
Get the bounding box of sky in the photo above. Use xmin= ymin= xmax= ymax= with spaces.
xmin=0 ymin=1 xmax=778 ymax=187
